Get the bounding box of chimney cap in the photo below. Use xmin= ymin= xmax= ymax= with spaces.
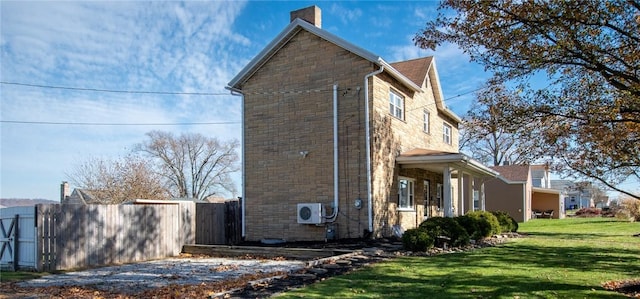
xmin=290 ymin=5 xmax=321 ymax=28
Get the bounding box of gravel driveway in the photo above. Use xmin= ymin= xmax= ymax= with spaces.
xmin=15 ymin=256 xmax=306 ymax=296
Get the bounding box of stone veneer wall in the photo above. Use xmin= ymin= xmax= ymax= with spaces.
xmin=369 ymin=72 xmax=460 ymax=237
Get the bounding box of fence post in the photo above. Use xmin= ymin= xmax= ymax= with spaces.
xmin=12 ymin=214 xmax=19 ymax=271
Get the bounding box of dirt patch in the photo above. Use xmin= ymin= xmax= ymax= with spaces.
xmin=603 ymin=279 xmax=640 ymax=298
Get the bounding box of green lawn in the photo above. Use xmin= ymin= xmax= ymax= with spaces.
xmin=277 ymin=218 xmax=640 ymax=299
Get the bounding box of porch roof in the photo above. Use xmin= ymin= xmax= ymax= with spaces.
xmin=396 ymin=149 xmax=499 ymax=178
xmin=532 ymin=187 xmax=561 ymax=195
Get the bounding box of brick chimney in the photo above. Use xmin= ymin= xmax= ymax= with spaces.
xmin=60 ymin=181 xmax=70 ymax=202
xmin=290 ymin=5 xmax=321 ymax=28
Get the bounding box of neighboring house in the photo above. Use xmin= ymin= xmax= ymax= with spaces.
xmin=60 ymin=181 xmax=98 ymax=204
xmin=485 ymin=165 xmax=564 ymax=222
xmin=226 ymin=6 xmax=497 ymax=242
xmin=551 ymin=180 xmax=596 ymax=210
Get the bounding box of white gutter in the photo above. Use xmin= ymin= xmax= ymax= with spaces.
xmin=364 ymin=66 xmax=384 ymax=235
xmin=326 ymin=84 xmax=340 ymax=221
xmin=226 ymin=86 xmax=246 ymax=238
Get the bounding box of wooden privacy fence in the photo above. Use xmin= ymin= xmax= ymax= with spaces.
xmin=195 ymin=200 xmax=242 ymax=245
xmin=1 ymin=201 xmax=241 ymax=272
xmin=36 ymin=202 xmax=195 ymax=272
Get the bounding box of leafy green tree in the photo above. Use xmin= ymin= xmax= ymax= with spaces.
xmin=416 ymin=1 xmax=639 ymax=199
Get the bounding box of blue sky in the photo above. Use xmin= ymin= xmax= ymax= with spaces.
xmin=1 ymin=1 xmax=635 ymax=201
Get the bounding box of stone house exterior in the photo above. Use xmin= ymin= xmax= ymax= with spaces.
xmin=227 ymin=6 xmax=497 ymax=242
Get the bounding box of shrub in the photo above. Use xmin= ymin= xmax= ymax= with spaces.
xmin=456 ymin=211 xmax=501 ymax=240
xmin=491 ymin=211 xmax=519 ymax=232
xmin=616 ymin=198 xmax=640 ymax=222
xmin=419 ymin=217 xmax=470 ymax=247
xmin=401 ymin=228 xmax=434 ymax=251
xmin=575 ymin=207 xmax=602 ymax=217
xmin=454 ymin=214 xmax=481 ymax=240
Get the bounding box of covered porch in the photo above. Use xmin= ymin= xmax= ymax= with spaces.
xmin=397 ymin=149 xmax=499 ymax=218
xmin=532 ymin=187 xmax=565 ymax=219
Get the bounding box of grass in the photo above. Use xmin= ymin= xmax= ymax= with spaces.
xmin=0 ymin=271 xmax=50 ymax=283
xmin=276 ymin=217 xmax=640 ymax=298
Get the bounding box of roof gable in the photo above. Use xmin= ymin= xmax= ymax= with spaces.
xmin=227 ymin=19 xmax=420 ymax=92
xmin=390 ymin=57 xmax=432 ymax=87
xmin=390 ymin=57 xmax=460 ymax=123
xmin=491 ymin=165 xmax=531 ymax=183
xmin=227 ymin=17 xmax=462 ymax=124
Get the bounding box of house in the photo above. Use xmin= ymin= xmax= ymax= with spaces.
xmin=551 ymin=180 xmax=598 ymax=210
xmin=226 ymin=6 xmax=497 ymax=242
xmin=485 ymin=165 xmax=564 ymax=222
xmin=60 ymin=181 xmax=99 ymax=205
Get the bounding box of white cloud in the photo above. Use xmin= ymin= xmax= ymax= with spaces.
xmin=329 ymin=3 xmax=363 ymax=24
xmin=1 ymin=1 xmax=248 ymax=200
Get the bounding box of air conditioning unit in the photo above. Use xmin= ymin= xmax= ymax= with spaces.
xmin=297 ymin=203 xmax=324 ymax=224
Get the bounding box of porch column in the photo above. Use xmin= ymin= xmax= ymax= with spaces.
xmin=443 ymin=165 xmax=453 ymax=217
xmin=457 ymin=171 xmax=463 ymax=216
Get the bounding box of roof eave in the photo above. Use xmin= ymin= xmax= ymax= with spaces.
xmin=397 ymin=153 xmax=499 ymax=177
xmin=427 ymin=60 xmax=462 ymax=123
xmin=532 ymin=187 xmax=561 ymax=195
xmin=227 ymin=19 xmax=422 ymax=93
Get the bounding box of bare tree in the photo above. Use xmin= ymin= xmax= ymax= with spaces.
xmin=67 ymin=154 xmax=170 ymax=204
xmin=460 ymin=83 xmax=534 ymax=166
xmin=136 ymin=131 xmax=240 ymax=201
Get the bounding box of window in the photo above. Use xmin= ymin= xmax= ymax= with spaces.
xmin=398 ymin=177 xmax=414 ymax=210
xmin=473 ymin=190 xmax=480 ymax=211
xmin=443 ymin=123 xmax=452 ymax=145
xmin=436 ymin=183 xmax=443 ymax=210
xmin=423 ymin=110 xmax=430 ymax=133
xmin=389 ymin=90 xmax=404 ymax=120
xmin=424 ymin=180 xmax=430 ymax=217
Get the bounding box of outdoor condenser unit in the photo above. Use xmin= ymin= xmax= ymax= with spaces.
xmin=297 ymin=203 xmax=324 ymax=224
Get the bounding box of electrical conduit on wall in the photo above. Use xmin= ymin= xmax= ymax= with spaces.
xmin=326 ymin=84 xmax=340 ymax=221
xmin=364 ymin=65 xmax=384 ymax=235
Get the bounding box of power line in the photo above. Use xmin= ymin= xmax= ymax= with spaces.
xmin=0 ymin=120 xmax=240 ymax=126
xmin=0 ymin=81 xmax=229 ymax=96
xmin=407 ymin=86 xmax=488 ymax=113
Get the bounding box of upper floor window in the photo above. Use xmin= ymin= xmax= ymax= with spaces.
xmin=423 ymin=110 xmax=430 ymax=133
xmin=389 ymin=90 xmax=404 ymax=120
xmin=398 ymin=177 xmax=414 ymax=210
xmin=443 ymin=123 xmax=452 ymax=145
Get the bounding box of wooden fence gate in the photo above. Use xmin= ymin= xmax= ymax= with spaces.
xmin=0 ymin=206 xmax=37 ymax=271
xmin=195 ymin=200 xmax=242 ymax=245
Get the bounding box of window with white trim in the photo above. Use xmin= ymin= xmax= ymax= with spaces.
xmin=473 ymin=190 xmax=480 ymax=211
xmin=443 ymin=123 xmax=452 ymax=145
xmin=423 ymin=110 xmax=430 ymax=133
xmin=398 ymin=177 xmax=414 ymax=210
xmin=389 ymin=90 xmax=404 ymax=120
xmin=436 ymin=183 xmax=443 ymax=210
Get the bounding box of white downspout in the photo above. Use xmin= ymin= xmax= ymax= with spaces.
xmin=228 ymin=87 xmax=246 ymax=238
xmin=364 ymin=65 xmax=384 ymax=234
xmin=326 ymin=84 xmax=340 ymax=221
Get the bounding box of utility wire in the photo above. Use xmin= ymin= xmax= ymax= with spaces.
xmin=407 ymin=86 xmax=487 ymax=113
xmin=0 ymin=120 xmax=240 ymax=126
xmin=0 ymin=81 xmax=229 ymax=96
